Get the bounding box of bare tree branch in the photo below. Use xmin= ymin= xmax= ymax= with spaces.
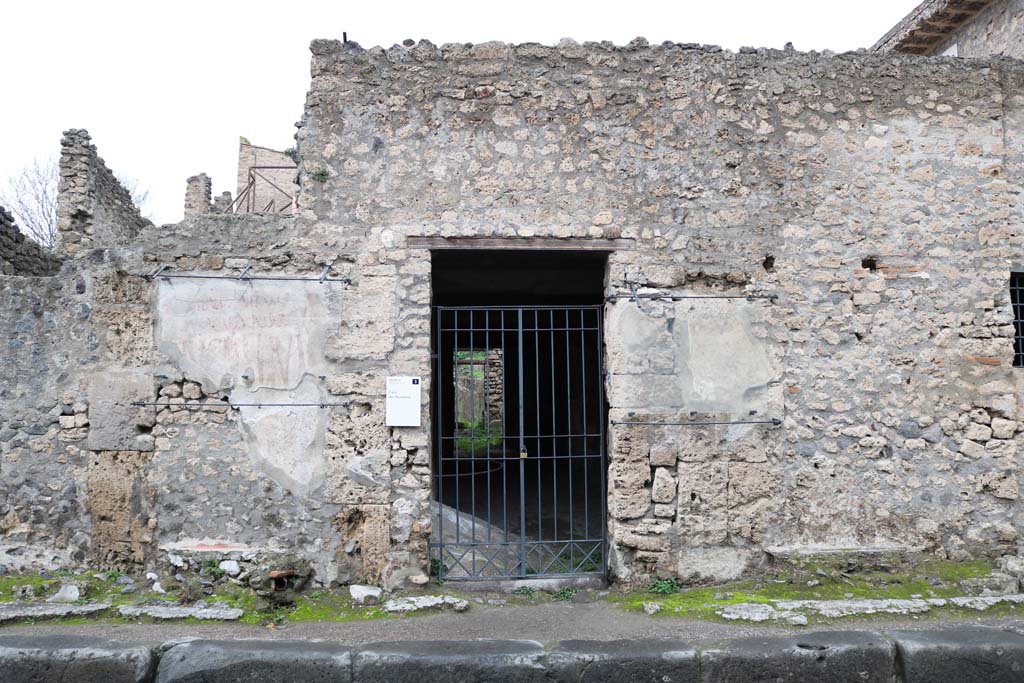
xmin=0 ymin=158 xmax=58 ymax=248
xmin=0 ymin=158 xmax=151 ymax=249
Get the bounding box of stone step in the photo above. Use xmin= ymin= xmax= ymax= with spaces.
xmin=0 ymin=601 xmax=243 ymax=624
xmin=716 ymin=593 xmax=1024 ymax=623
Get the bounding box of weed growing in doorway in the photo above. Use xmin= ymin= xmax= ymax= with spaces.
xmin=454 ymin=419 xmax=503 ymax=452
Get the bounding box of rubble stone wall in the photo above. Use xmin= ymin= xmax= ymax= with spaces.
xmin=55 ymin=129 xmax=151 ymax=257
xmin=297 ymin=39 xmax=1024 ymax=583
xmin=129 ymin=214 xmax=418 ymax=587
xmin=0 ymin=207 xmax=61 ymax=276
xmin=183 ymin=173 xmax=213 ymax=216
xmin=2 ymin=40 xmax=1024 ymax=588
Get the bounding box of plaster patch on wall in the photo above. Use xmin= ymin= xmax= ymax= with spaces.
xmin=234 ymin=376 xmax=329 ymax=496
xmin=154 ymin=279 xmax=337 ymax=496
xmin=607 ymin=298 xmax=780 ymax=415
xmin=676 ymin=299 xmax=777 ymax=414
xmin=154 ymin=279 xmax=334 ymax=393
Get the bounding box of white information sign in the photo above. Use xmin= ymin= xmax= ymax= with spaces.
xmin=386 ymin=376 xmax=422 ymax=427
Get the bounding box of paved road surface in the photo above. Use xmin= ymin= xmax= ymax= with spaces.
xmin=2 ymin=601 xmax=1022 ymax=645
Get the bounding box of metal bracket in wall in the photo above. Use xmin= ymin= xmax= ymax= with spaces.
xmin=139 ymin=264 xmax=348 ymax=284
xmin=144 ymin=265 xmax=170 ymax=281
xmin=627 ymin=282 xmax=645 ymax=313
xmin=610 ymin=418 xmax=782 ymax=426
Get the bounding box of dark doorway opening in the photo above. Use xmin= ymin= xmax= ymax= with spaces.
xmin=431 ymin=249 xmax=608 ymax=306
xmin=430 ymin=250 xmax=608 ymax=580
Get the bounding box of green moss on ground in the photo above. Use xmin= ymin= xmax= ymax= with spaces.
xmin=0 ymin=558 xmax=1014 ymax=629
xmin=617 ymin=557 xmax=1019 ymax=625
xmin=0 ymin=574 xmax=58 ymax=601
xmin=288 ymin=595 xmax=386 ymax=623
xmin=0 ymin=570 xmax=397 ymax=627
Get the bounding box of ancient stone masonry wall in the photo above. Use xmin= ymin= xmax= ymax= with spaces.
xmin=942 ymin=0 xmax=1024 ymax=58
xmin=4 ymin=41 xmax=1024 ymax=589
xmin=3 ymin=129 xmax=157 ymax=570
xmin=126 ymin=213 xmax=427 ymax=588
xmin=55 ymin=129 xmax=151 ymax=257
xmin=0 ymin=252 xmax=153 ymax=570
xmin=0 ymin=207 xmax=61 ymax=276
xmin=297 ymin=38 xmax=1024 ymax=583
xmin=183 ymin=174 xmax=213 ymax=216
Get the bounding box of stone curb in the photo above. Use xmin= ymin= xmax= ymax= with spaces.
xmin=3 ymin=626 xmax=1024 ymax=682
xmin=0 ymin=635 xmax=155 ymax=683
xmin=155 ymin=639 xmax=351 ymax=682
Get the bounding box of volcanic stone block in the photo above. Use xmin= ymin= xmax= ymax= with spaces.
xmin=86 ymin=369 xmax=155 ymax=451
xmin=699 ymin=631 xmax=896 ymax=682
xmin=156 ymin=639 xmax=351 ymax=682
xmin=0 ymin=636 xmax=153 ymax=683
xmin=353 ymin=640 xmax=547 ymax=682
xmin=547 ymin=639 xmax=699 ymax=682
xmin=890 ymin=626 xmax=1024 ymax=683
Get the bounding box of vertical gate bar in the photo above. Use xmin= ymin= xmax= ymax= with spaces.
xmin=597 ymin=305 xmax=607 ymax=573
xmin=469 ymin=310 xmax=476 ymax=573
xmin=485 ymin=310 xmax=492 ymax=544
xmin=435 ymin=308 xmax=444 ymax=578
xmin=501 ymin=310 xmax=508 ymax=549
xmin=550 ymin=309 xmax=558 ymax=545
xmin=454 ymin=310 xmax=460 ymax=548
xmin=534 ymin=310 xmax=542 ymax=543
xmin=517 ymin=308 xmax=527 ymax=577
xmin=581 ymin=308 xmax=589 ymax=553
xmin=566 ymin=309 xmax=573 ymax=563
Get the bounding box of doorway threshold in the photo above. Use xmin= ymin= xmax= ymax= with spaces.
xmin=448 ymin=575 xmax=608 ymax=593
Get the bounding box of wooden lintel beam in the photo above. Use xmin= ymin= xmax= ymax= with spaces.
xmin=406 ymin=236 xmax=636 ymax=251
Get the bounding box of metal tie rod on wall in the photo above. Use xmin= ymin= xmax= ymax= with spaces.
xmin=130 ymin=401 xmax=350 ymax=409
xmin=611 ymin=418 xmax=782 ymax=426
xmin=605 ymin=293 xmax=777 ymax=302
xmin=139 ymin=264 xmax=347 ymax=283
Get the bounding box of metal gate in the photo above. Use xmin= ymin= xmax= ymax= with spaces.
xmin=431 ymin=305 xmax=606 ymax=580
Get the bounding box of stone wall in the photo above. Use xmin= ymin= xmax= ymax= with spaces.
xmin=297 ymin=39 xmax=1024 ymax=583
xmin=940 ymin=0 xmax=1024 ymax=58
xmin=128 ymin=214 xmax=418 ymax=587
xmin=3 ymin=40 xmax=1024 ymax=588
xmin=183 ymin=173 xmax=213 ymax=216
xmin=55 ymin=129 xmax=151 ymax=257
xmin=0 ymin=207 xmax=61 ymax=276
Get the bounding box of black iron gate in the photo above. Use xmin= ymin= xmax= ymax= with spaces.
xmin=431 ymin=306 xmax=606 ymax=580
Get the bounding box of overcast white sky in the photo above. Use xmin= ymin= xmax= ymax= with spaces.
xmin=1 ymin=0 xmax=919 ymax=225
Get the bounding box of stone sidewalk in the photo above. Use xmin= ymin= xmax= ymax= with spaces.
xmin=3 ymin=626 xmax=1024 ymax=682
xmin=3 ymin=600 xmax=1024 ymax=644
